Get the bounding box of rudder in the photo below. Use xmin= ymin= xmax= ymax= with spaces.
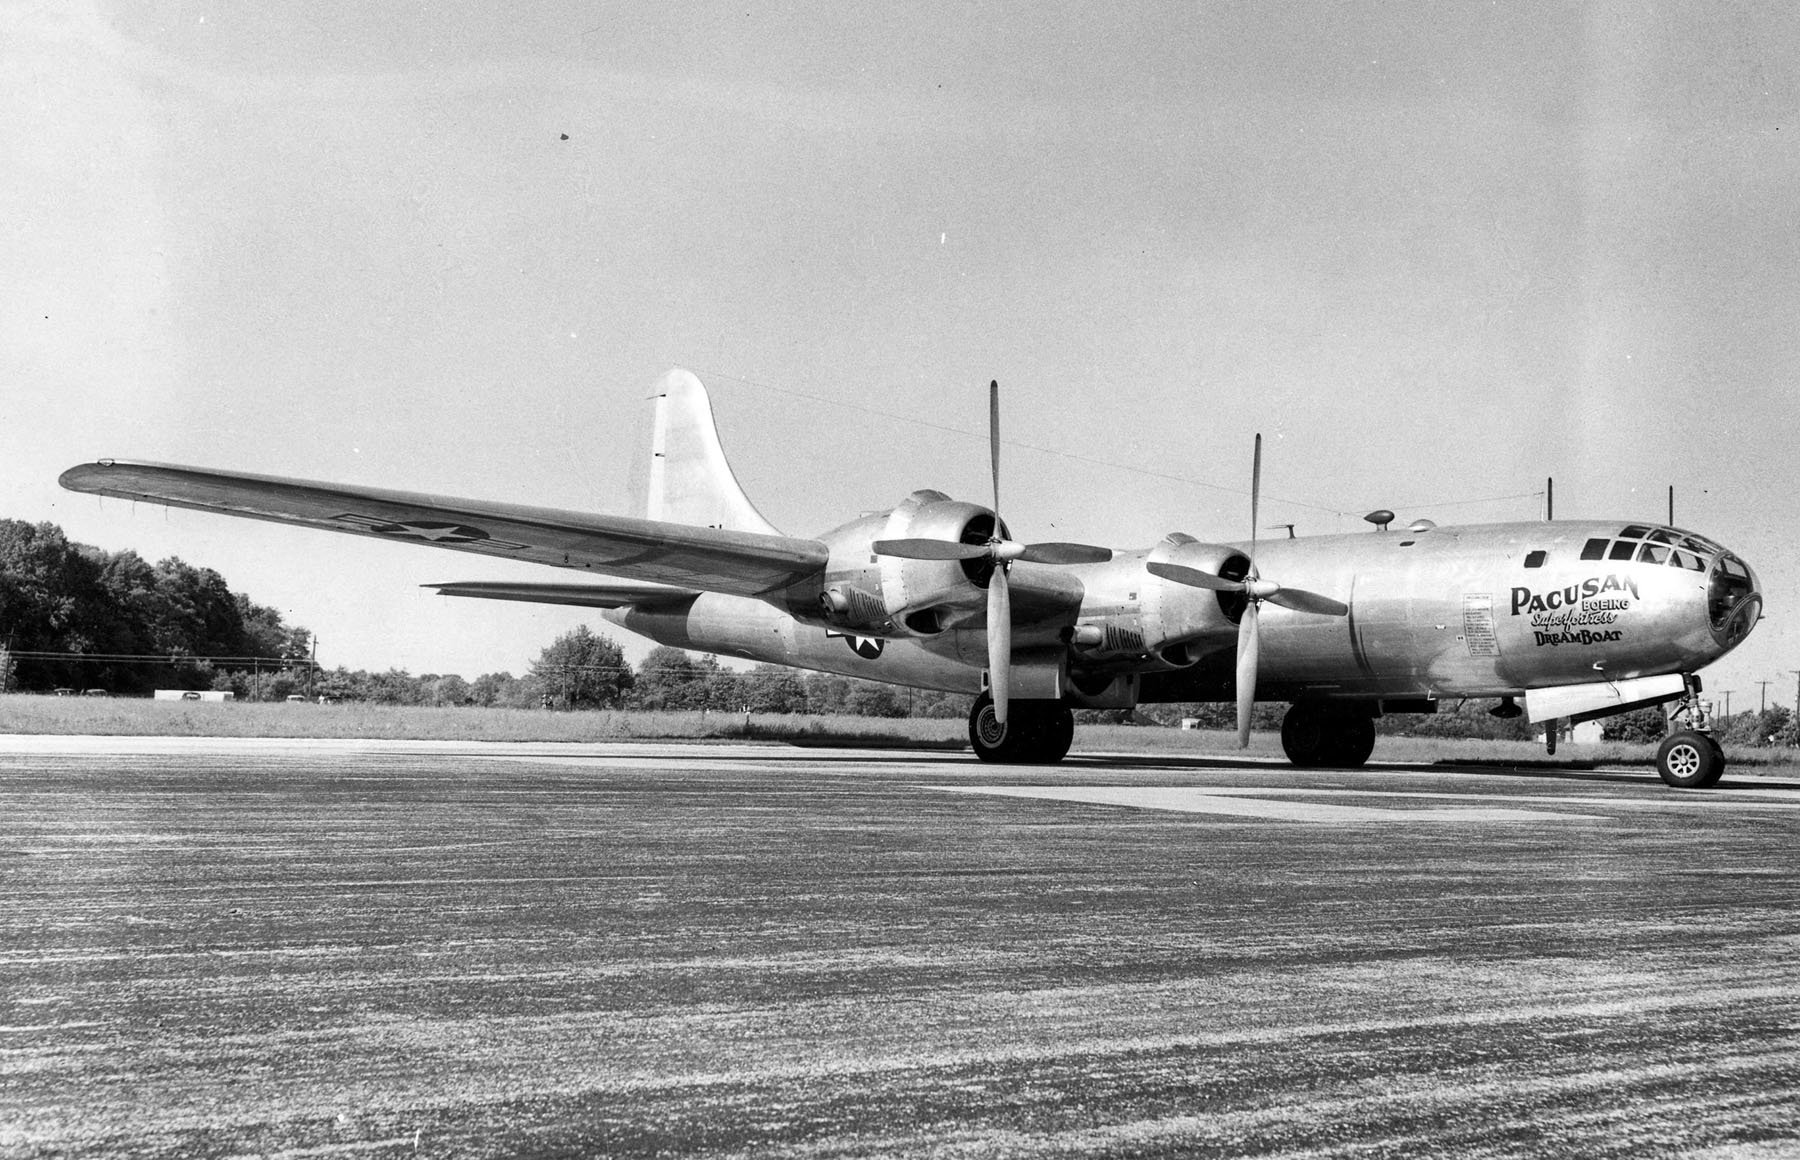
xmin=641 ymin=368 xmax=783 ymax=535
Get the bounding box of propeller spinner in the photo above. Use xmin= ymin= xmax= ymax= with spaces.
xmin=1145 ymin=434 xmax=1348 ymax=747
xmin=872 ymin=381 xmax=1111 ymax=726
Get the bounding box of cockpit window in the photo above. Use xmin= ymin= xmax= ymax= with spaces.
xmin=1581 ymin=526 xmax=1731 ymax=570
xmin=1708 ymin=554 xmax=1759 ymax=647
xmin=1524 ymin=550 xmax=1547 ymax=568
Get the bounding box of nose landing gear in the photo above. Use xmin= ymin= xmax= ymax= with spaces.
xmin=1657 ymin=684 xmax=1724 ymax=789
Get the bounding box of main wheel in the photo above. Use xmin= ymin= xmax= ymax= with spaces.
xmin=1329 ymin=713 xmax=1376 ymax=767
xmin=1656 ymin=730 xmax=1723 ymax=788
xmin=1281 ymin=703 xmax=1376 ymax=768
xmin=1281 ymin=703 xmax=1332 ymax=767
xmin=1031 ymin=705 xmax=1075 ymax=764
xmin=967 ymin=695 xmax=1074 ymax=764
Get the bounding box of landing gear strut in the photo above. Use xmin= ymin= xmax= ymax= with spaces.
xmin=1280 ymin=702 xmax=1376 ymax=768
xmin=1657 ymin=686 xmax=1724 ymax=788
xmin=968 ymin=693 xmax=1075 ymax=764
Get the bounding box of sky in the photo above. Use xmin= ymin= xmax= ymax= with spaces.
xmin=4 ymin=1 xmax=1797 ymax=708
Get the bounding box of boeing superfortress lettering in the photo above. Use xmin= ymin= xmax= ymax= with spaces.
xmin=1510 ymin=574 xmax=1640 ymax=616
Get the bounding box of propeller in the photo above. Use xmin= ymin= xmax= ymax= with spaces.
xmin=1145 ymin=434 xmax=1348 ymax=747
xmin=872 ymin=381 xmax=1111 ymax=726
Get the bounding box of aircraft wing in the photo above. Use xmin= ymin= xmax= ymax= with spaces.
xmin=425 ymin=580 xmax=699 ymax=608
xmin=59 ymin=460 xmax=828 ymax=598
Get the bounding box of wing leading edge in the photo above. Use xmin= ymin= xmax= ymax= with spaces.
xmin=59 ymin=460 xmax=828 ymax=599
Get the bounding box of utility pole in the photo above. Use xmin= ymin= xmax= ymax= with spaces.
xmin=1721 ymin=690 xmax=1734 ymax=719
xmin=1546 ymin=477 xmax=1553 ymax=521
xmin=1791 ymin=671 xmax=1800 ymax=746
xmin=1756 ymin=680 xmax=1772 ymax=714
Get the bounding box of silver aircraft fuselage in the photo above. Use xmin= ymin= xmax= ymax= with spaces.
xmin=608 ymin=513 xmax=1760 ymax=707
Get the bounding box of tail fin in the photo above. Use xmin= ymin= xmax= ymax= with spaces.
xmin=640 ymin=368 xmax=783 ymax=535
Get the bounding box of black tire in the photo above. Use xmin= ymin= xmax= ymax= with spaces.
xmin=1328 ymin=713 xmax=1376 ymax=768
xmin=1281 ymin=703 xmax=1332 ymax=767
xmin=968 ymin=693 xmax=1017 ymax=763
xmin=1281 ymin=703 xmax=1376 ymax=768
xmin=1657 ymin=730 xmax=1723 ymax=789
xmin=968 ymin=696 xmax=1074 ymax=765
xmin=1031 ymin=706 xmax=1075 ymax=764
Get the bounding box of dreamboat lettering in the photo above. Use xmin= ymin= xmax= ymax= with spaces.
xmin=1509 ymin=573 xmax=1639 ymax=647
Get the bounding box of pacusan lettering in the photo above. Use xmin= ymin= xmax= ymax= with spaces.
xmin=1509 ymin=574 xmax=1640 ymax=616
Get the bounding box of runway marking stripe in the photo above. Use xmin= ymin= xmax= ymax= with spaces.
xmin=935 ymin=785 xmax=1613 ymax=823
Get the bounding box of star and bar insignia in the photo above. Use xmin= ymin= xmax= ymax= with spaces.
xmin=334 ymin=514 xmax=528 ymax=551
xmin=826 ymin=630 xmax=885 ymax=660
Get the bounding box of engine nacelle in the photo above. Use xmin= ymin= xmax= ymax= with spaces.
xmin=1068 ymin=533 xmax=1248 ymax=672
xmin=799 ymin=490 xmax=1003 ymax=638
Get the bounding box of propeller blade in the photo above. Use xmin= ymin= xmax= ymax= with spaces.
xmin=1250 ymin=433 xmax=1262 ymax=553
xmin=1264 ymin=588 xmax=1350 ymax=617
xmin=988 ymin=564 xmax=1011 ymax=725
xmin=1236 ymin=599 xmax=1260 ymax=748
xmin=872 ymin=538 xmax=990 ymax=561
xmin=989 ymin=380 xmax=1001 ymax=515
xmin=1018 ymin=542 xmax=1113 ymax=565
xmin=1145 ymin=561 xmax=1243 ymax=592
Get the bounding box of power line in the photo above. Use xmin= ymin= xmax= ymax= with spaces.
xmin=693 ymin=367 xmax=1546 ymax=521
xmin=5 ymin=650 xmax=318 ymax=667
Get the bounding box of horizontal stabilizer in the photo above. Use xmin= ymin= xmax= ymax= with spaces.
xmin=426 ymin=580 xmax=698 ymax=609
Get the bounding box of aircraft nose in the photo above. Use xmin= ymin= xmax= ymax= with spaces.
xmin=1707 ymin=552 xmax=1760 ymax=650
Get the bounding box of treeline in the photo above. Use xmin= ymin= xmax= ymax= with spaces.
xmin=1 ymin=519 xmax=310 ymax=695
xmin=0 ymin=521 xmax=968 ymax=715
xmin=309 ymin=629 xmax=971 ymax=717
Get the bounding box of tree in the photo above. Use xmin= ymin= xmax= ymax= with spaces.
xmin=743 ymin=664 xmax=809 ymax=713
xmin=470 ymin=671 xmax=536 ymax=708
xmin=633 ymin=646 xmax=704 ymax=710
xmin=431 ymin=674 xmax=472 ymax=706
xmin=529 ymin=626 xmax=632 ymax=709
xmin=1602 ymin=706 xmax=1668 ymax=743
xmin=634 ymin=647 xmax=741 ymax=710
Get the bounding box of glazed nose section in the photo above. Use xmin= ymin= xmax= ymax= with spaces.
xmin=1707 ymin=553 xmax=1760 ymax=651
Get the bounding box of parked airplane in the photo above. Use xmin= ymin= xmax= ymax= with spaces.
xmin=61 ymin=369 xmax=1762 ymax=787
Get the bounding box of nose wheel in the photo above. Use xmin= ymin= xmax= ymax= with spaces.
xmin=1656 ymin=730 xmax=1723 ymax=788
xmin=1657 ymin=686 xmax=1724 ymax=788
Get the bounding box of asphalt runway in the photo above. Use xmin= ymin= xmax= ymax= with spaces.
xmin=4 ymin=737 xmax=1800 ymax=1158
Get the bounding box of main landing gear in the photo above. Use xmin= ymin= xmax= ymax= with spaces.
xmin=968 ymin=693 xmax=1075 ymax=764
xmin=1656 ymin=687 xmax=1724 ymax=788
xmin=1279 ymin=701 xmax=1376 ymax=768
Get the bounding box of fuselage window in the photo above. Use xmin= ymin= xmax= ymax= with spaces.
xmin=1608 ymin=540 xmax=1638 ymax=561
xmin=1580 ymin=538 xmax=1608 ymax=561
xmin=1524 ymin=550 xmax=1547 ymax=568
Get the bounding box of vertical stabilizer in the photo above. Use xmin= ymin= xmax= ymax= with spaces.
xmin=643 ymin=368 xmax=783 ymax=535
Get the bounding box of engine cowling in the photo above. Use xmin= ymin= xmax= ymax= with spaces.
xmin=1067 ymin=534 xmax=1249 ymax=672
xmin=804 ymin=490 xmax=1004 ymax=638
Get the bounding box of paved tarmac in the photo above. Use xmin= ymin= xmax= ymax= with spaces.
xmin=2 ymin=736 xmax=1799 ymax=1158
